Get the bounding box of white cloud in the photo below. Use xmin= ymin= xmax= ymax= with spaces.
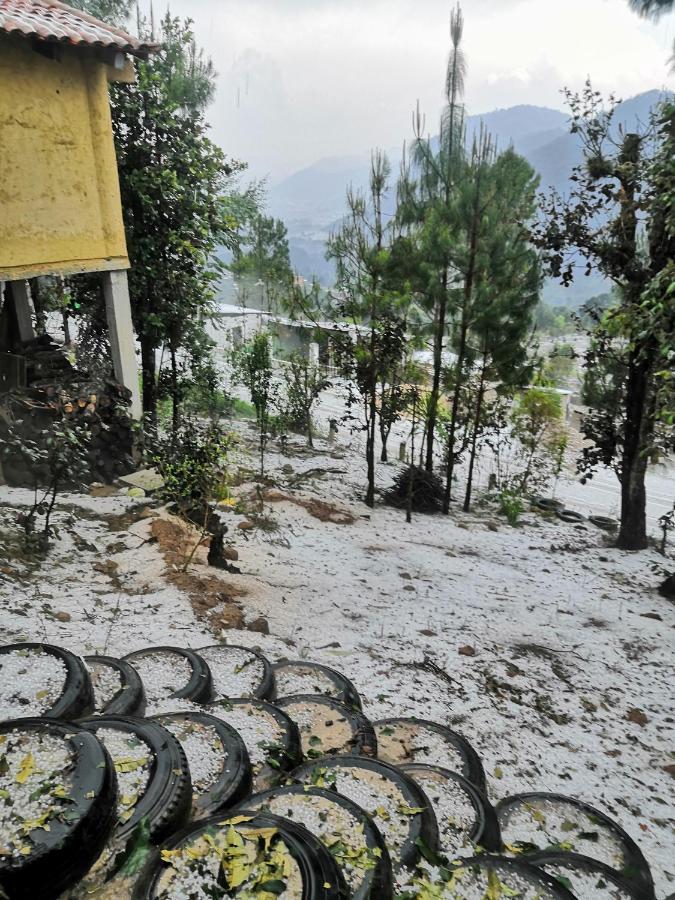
xmin=145 ymin=0 xmax=675 ymax=179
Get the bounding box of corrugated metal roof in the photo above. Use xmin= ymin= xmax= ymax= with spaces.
xmin=0 ymin=0 xmax=156 ymax=57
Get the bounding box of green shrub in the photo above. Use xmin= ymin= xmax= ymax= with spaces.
xmin=499 ymin=488 xmax=524 ymax=526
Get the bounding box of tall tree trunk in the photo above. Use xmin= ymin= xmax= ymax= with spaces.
xmin=62 ymin=311 xmax=71 ymax=345
xmin=141 ymin=337 xmax=158 ymax=427
xmin=425 ymin=282 xmax=448 ymax=472
xmin=170 ymin=346 xmax=180 ymax=438
xmin=365 ymin=391 xmax=377 ymax=508
xmin=29 ymin=279 xmax=47 ymax=335
xmin=463 ymin=362 xmax=487 ymax=512
xmin=617 ymin=353 xmax=652 ymax=550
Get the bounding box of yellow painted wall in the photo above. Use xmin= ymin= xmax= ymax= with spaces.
xmin=0 ymin=35 xmax=130 ymax=280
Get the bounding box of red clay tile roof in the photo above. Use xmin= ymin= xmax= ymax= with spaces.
xmin=0 ymin=0 xmax=156 ymax=57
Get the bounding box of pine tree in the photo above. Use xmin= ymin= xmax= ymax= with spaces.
xmin=398 ymin=3 xmax=467 ymax=474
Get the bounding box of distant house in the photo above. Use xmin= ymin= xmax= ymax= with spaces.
xmin=0 ymin=0 xmax=155 ymax=417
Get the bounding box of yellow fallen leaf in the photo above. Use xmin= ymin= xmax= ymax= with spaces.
xmin=16 ymin=753 xmax=36 ymax=784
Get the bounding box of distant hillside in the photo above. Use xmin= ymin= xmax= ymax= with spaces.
xmin=268 ymin=90 xmax=669 ymax=305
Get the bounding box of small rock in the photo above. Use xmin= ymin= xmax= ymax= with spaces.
xmin=657 ymin=574 xmax=675 ymax=600
xmin=248 ymin=616 xmax=270 ymax=635
xmin=93 ymin=559 xmax=119 ymax=575
xmin=662 ymin=764 xmax=675 ymax=779
xmin=223 ymin=546 xmax=239 ymax=561
xmin=399 ymin=572 xmax=412 ymax=580
xmin=238 ymin=520 xmax=254 ymax=531
xmin=90 ymin=483 xmax=118 ymax=498
xmin=487 ymin=522 xmax=499 ymax=532
xmin=419 ymin=629 xmax=437 ymax=637
xmin=458 ymin=645 xmax=476 ymax=657
xmin=54 ymin=611 xmax=71 ymax=622
xmin=403 ymin=585 xmax=415 ymax=592
xmin=127 ymin=487 xmax=146 ymax=499
xmin=282 ymin=464 xmax=294 ymax=475
xmin=640 ymin=612 xmax=663 ymax=621
xmin=137 ymin=507 xmax=160 ymax=520
xmin=626 ymin=707 xmax=648 ymax=727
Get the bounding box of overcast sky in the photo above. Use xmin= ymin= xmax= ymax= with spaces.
xmin=146 ymin=0 xmax=674 ymax=182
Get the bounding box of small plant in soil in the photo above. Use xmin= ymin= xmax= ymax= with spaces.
xmin=149 ymin=419 xmax=232 ymax=571
xmin=1 ymin=416 xmax=91 ymax=553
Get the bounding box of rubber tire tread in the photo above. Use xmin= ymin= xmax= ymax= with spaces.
xmin=290 ymin=753 xmax=439 ymax=873
xmin=197 ymin=644 xmax=275 ymax=701
xmin=133 ymin=810 xmax=348 ymax=900
xmin=233 ymin=785 xmax=394 ymax=900
xmin=496 ymin=792 xmax=655 ymax=900
xmin=0 ymin=643 xmax=94 ymax=721
xmin=273 ymin=660 xmax=362 ymax=709
xmin=400 ymin=762 xmax=501 ymax=852
xmin=85 ymin=655 xmax=146 ymax=716
xmin=276 ymin=694 xmax=377 ymax=757
xmin=374 ymin=717 xmax=487 ymax=794
xmin=151 ymin=711 xmax=252 ymax=819
xmin=78 ymin=715 xmax=192 ymax=844
xmin=0 ymin=718 xmax=117 ymax=900
xmin=122 ymin=646 xmax=213 ymax=705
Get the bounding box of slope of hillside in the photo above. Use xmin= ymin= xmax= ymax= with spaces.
xmin=269 ymin=90 xmax=669 ymax=304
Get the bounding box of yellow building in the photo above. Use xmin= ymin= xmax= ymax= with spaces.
xmin=0 ymin=0 xmax=155 ymax=417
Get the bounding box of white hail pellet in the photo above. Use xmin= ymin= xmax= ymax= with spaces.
xmin=377 ymin=722 xmax=466 ymax=771
xmin=309 ymin=766 xmax=411 ymax=858
xmin=88 ymin=663 xmax=123 ymax=712
xmin=275 ymin=666 xmax=341 ymax=699
xmin=159 ymin=719 xmax=224 ymax=794
xmin=0 ymin=650 xmax=67 ymax=720
xmin=410 ymin=771 xmax=476 ymax=859
xmin=207 ymin=705 xmax=283 ymax=771
xmin=252 ymin=792 xmax=375 ymax=892
xmin=96 ymin=728 xmax=153 ymax=824
xmin=396 ymin=863 xmax=561 ymax=898
xmin=129 ymin=652 xmax=192 ymax=713
xmin=198 ymin=647 xmax=266 ymax=699
xmin=541 ymin=863 xmax=635 ymax=899
xmin=0 ymin=730 xmax=73 ymax=858
xmin=500 ymin=798 xmax=626 ymax=871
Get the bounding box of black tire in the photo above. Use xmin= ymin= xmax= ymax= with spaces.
xmin=0 ymin=717 xmax=117 ymax=900
xmin=234 ymin=785 xmax=394 ymax=900
xmin=496 ymin=792 xmax=655 ymax=900
xmin=206 ymin=698 xmax=302 ymax=790
xmin=197 ymin=644 xmax=275 ymax=700
xmin=374 ymin=717 xmax=487 ymax=793
xmin=535 ymin=498 xmax=565 ymax=513
xmin=0 ymin=643 xmax=94 ymax=721
xmin=78 ymin=715 xmax=192 ymax=845
xmin=556 ymin=508 xmax=586 ymax=523
xmin=589 ymin=514 xmax=619 ymax=532
xmin=85 ymin=655 xmax=146 ymax=716
xmin=122 ymin=646 xmax=213 ymax=706
xmin=152 ymin=712 xmax=252 ymax=820
xmin=133 ymin=811 xmax=348 ymax=899
xmin=400 ymin=763 xmax=501 ymax=853
xmin=447 ymin=855 xmax=576 ymax=898
xmin=290 ymin=754 xmax=439 ymax=873
xmin=273 ymin=660 xmax=362 ymax=709
xmin=276 ymin=694 xmax=377 ymax=758
xmin=528 ymin=850 xmax=647 ymax=899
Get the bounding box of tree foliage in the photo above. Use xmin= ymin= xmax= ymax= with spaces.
xmin=532 ymin=85 xmax=675 ymax=549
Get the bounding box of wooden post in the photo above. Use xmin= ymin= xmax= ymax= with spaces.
xmin=6 ymin=280 xmax=36 ymax=343
xmin=102 ymin=270 xmax=142 ymax=419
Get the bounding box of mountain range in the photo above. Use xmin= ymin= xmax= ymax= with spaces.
xmin=267 ymin=89 xmax=668 ymax=306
